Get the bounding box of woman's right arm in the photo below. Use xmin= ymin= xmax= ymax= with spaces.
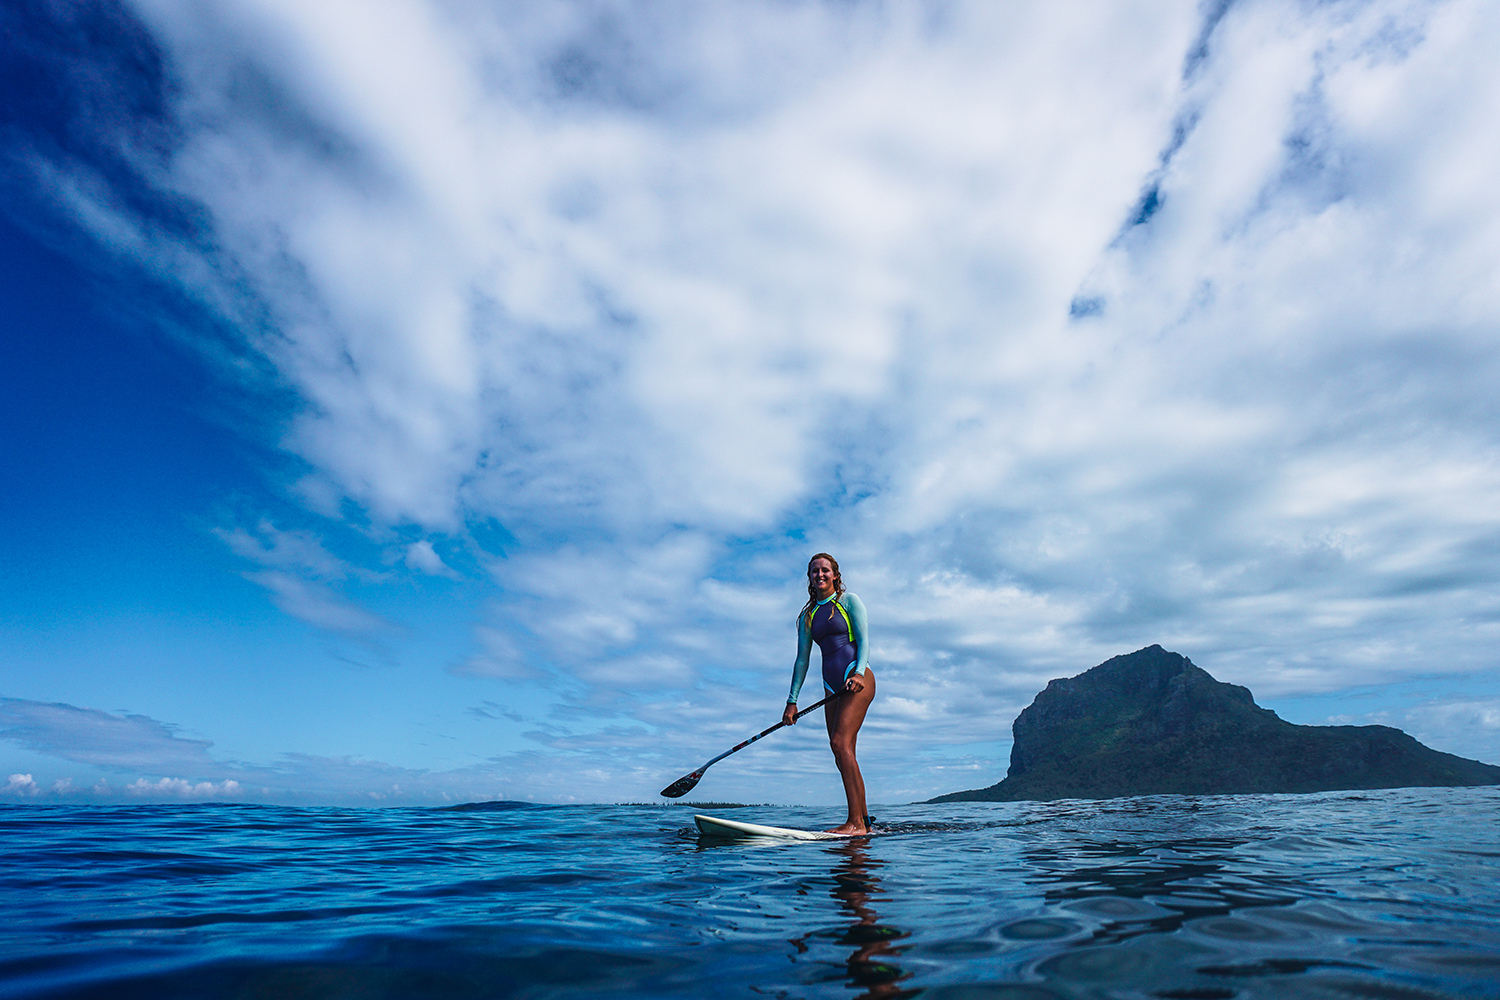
xmin=784 ymin=612 xmax=812 ymax=724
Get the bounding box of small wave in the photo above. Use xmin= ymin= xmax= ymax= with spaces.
xmin=439 ymin=800 xmax=537 ymax=812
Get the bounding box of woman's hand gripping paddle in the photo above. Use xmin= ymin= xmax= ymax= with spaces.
xmin=660 ymin=694 xmax=838 ymax=798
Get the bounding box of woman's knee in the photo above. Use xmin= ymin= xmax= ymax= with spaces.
xmin=829 ymin=738 xmax=857 ymax=764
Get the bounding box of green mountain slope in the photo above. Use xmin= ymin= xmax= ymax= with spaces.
xmin=930 ymin=646 xmax=1500 ymax=803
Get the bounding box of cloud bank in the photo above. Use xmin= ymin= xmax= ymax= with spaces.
xmin=6 ymin=0 xmax=1499 ymax=798
xmin=0 ymin=697 xmax=525 ymax=803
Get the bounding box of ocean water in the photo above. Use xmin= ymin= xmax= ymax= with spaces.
xmin=2 ymin=787 xmax=1499 ymax=999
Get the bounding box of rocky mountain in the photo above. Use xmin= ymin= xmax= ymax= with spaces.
xmin=930 ymin=645 xmax=1500 ymax=802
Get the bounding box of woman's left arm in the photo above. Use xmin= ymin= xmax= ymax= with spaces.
xmin=845 ymin=592 xmax=870 ymax=677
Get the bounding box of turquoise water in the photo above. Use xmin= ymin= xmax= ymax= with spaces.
xmin=3 ymin=786 xmax=1499 ymax=998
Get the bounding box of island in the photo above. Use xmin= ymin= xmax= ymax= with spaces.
xmin=929 ymin=645 xmax=1500 ymax=802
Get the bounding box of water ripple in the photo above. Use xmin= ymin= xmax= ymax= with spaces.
xmin=0 ymin=788 xmax=1498 ymax=998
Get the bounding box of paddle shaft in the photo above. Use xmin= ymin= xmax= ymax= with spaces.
xmin=699 ymin=693 xmax=839 ymax=771
xmin=660 ymin=693 xmax=844 ymax=796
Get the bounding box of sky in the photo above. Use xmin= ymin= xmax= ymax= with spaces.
xmin=2 ymin=0 xmax=1499 ymax=807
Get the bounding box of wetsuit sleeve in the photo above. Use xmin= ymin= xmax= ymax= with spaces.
xmin=845 ymin=592 xmax=870 ymax=676
xmin=788 ymin=611 xmax=812 ymax=704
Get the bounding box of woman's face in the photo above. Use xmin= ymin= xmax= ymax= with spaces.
xmin=808 ymin=558 xmax=837 ymax=599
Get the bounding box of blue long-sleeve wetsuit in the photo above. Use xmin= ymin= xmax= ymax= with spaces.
xmin=787 ymin=591 xmax=869 ymax=704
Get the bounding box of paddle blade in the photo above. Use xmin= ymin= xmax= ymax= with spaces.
xmin=660 ymin=769 xmax=704 ymax=798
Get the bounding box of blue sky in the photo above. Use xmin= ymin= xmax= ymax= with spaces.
xmin=3 ymin=0 xmax=1499 ymax=806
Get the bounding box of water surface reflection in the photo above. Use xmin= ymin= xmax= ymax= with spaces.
xmin=797 ymin=840 xmax=916 ymax=999
xmin=1023 ymin=835 xmax=1305 ymax=944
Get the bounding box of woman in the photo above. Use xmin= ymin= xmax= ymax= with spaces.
xmin=783 ymin=553 xmax=875 ymax=835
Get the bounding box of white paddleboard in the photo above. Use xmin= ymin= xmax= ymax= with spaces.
xmin=694 ymin=814 xmax=847 ymax=841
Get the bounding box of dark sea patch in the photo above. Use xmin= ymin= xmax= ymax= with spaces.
xmin=2 ymin=788 xmax=1498 ymax=998
xmin=441 ymin=800 xmax=538 ymax=812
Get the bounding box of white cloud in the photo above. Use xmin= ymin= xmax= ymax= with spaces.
xmin=451 ymin=623 xmax=543 ymax=681
xmin=1404 ymin=698 xmax=1500 ymax=765
xmin=215 ymin=519 xmax=353 ymax=580
xmin=0 ymin=698 xmax=217 ymax=771
xmin=214 ymin=519 xmax=394 ymax=635
xmin=1423 ymin=701 xmax=1500 ymax=731
xmin=126 ymin=777 xmax=242 ymax=798
xmin=14 ymin=0 xmax=1500 ymax=793
xmin=4 ymin=774 xmax=39 ymax=797
xmin=0 ymin=698 xmax=527 ymax=803
xmin=245 ymin=569 xmax=393 ymax=636
xmin=404 ymin=539 xmax=456 ymax=577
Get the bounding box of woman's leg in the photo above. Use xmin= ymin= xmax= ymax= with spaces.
xmin=824 ymin=669 xmax=876 ymax=834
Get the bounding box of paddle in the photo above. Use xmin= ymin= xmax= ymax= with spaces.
xmin=660 ymin=694 xmax=840 ymax=798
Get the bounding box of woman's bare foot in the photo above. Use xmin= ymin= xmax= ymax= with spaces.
xmin=825 ymin=821 xmax=870 ymax=836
